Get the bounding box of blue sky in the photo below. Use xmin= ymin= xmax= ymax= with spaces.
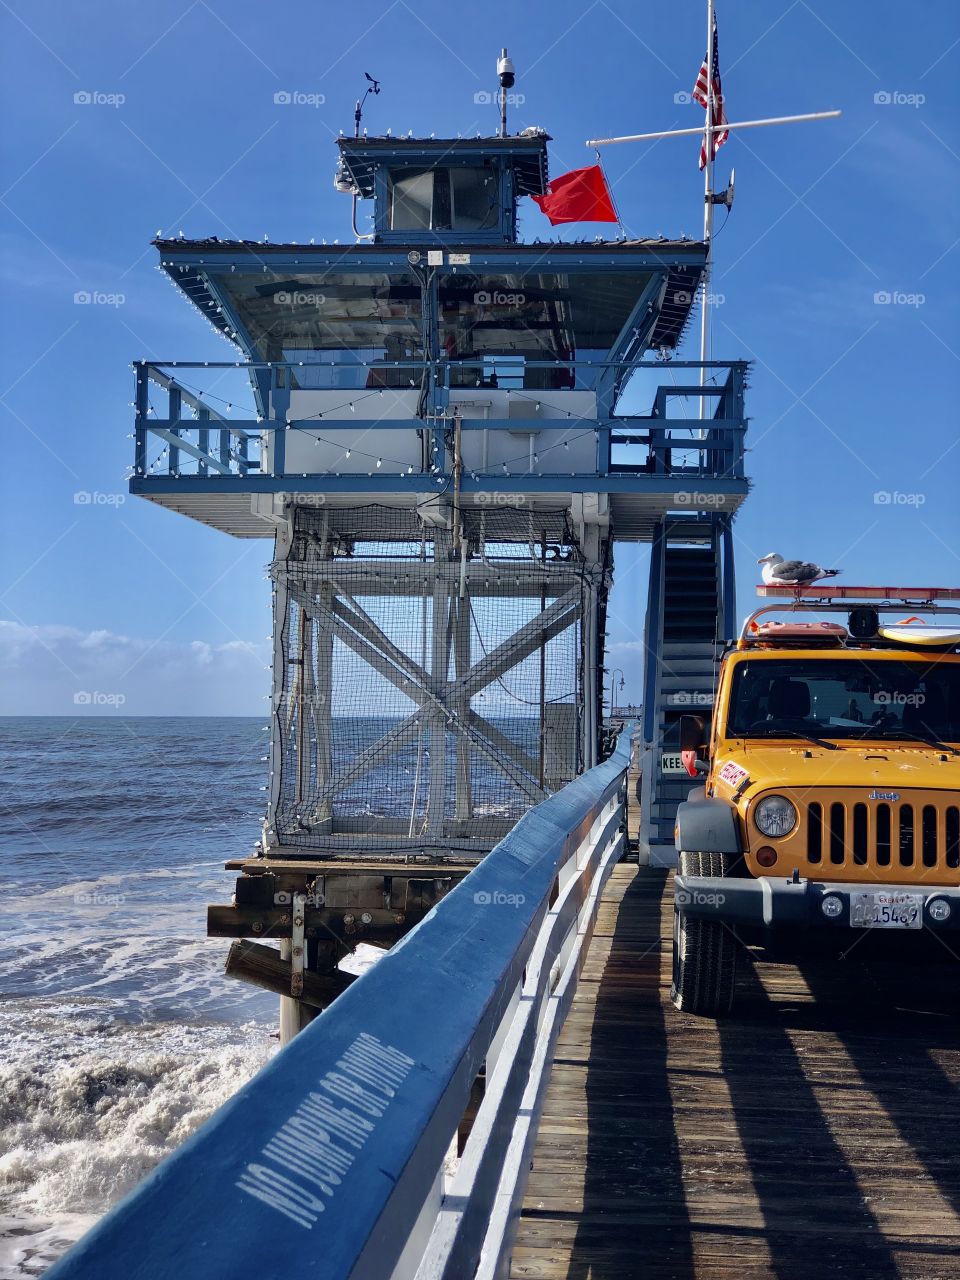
xmin=0 ymin=0 xmax=957 ymax=714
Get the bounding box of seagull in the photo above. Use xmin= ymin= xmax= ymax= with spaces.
xmin=758 ymin=552 xmax=841 ymax=586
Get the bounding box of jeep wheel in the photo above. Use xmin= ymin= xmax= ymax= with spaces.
xmin=671 ymin=851 xmax=738 ymax=1016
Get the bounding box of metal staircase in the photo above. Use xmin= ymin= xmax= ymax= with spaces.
xmin=639 ymin=516 xmax=735 ymax=865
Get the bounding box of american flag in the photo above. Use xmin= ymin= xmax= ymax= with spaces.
xmin=692 ymin=14 xmax=728 ymax=170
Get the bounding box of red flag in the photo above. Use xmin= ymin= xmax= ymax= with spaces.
xmin=531 ymin=165 xmax=618 ymax=225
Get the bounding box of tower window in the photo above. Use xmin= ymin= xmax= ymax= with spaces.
xmin=389 ymin=166 xmax=498 ymax=232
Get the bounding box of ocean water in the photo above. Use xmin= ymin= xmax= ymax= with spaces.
xmin=0 ymin=717 xmax=278 ymax=1277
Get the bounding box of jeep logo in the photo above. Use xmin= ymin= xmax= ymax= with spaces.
xmin=868 ymin=789 xmax=900 ymax=803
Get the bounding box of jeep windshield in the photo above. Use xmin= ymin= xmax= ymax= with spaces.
xmin=726 ymin=657 xmax=960 ymax=743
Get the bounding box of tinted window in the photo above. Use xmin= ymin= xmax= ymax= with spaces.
xmin=727 ymin=658 xmax=960 ymax=742
xmin=208 ymin=271 xmax=424 ymax=368
xmin=438 ymin=271 xmax=652 ymax=389
xmin=450 ymin=167 xmax=498 ymax=230
xmin=389 ymin=166 xmax=498 ymax=232
xmin=390 ymin=169 xmax=433 ymax=231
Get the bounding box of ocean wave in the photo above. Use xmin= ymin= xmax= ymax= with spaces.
xmin=0 ymin=1003 xmax=273 ymax=1276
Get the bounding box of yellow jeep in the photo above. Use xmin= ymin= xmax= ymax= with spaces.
xmin=672 ymin=588 xmax=960 ymax=1015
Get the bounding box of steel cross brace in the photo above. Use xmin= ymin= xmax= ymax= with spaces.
xmin=279 ymin=578 xmax=583 ymax=815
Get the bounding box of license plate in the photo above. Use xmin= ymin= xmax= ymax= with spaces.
xmin=850 ymin=891 xmax=923 ymax=929
xmin=661 ymin=753 xmax=687 ymax=775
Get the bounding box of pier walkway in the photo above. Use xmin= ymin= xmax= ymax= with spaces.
xmin=513 ymin=867 xmax=960 ymax=1280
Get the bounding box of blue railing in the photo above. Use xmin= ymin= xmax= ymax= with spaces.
xmin=131 ymin=360 xmax=747 ymax=490
xmin=48 ymin=726 xmax=634 ymax=1280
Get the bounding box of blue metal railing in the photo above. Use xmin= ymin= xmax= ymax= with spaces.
xmin=131 ymin=360 xmax=747 ymax=489
xmin=48 ymin=726 xmax=634 ymax=1280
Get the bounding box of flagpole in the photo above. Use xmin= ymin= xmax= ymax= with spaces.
xmin=700 ymin=0 xmax=715 ymax=421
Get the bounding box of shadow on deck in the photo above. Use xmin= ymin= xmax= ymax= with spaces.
xmin=510 ymin=867 xmax=960 ymax=1280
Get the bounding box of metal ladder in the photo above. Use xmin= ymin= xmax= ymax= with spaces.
xmin=639 ymin=517 xmax=734 ymax=865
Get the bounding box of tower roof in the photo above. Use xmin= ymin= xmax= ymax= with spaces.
xmin=335 ymin=133 xmax=551 ymax=199
xmin=154 ymin=237 xmax=708 ymax=357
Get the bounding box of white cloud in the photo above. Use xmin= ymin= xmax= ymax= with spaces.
xmin=0 ymin=622 xmax=270 ymax=716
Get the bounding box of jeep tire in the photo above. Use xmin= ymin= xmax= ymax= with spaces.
xmin=671 ymin=851 xmax=738 ymax=1016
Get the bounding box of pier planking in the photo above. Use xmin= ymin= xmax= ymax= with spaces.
xmin=511 ymin=866 xmax=960 ymax=1280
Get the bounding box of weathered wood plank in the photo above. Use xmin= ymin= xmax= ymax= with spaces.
xmin=224 ymin=939 xmax=353 ymax=1008
xmin=509 ymin=865 xmax=960 ymax=1280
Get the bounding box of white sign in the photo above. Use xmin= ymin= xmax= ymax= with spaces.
xmin=717 ymin=761 xmax=749 ymax=789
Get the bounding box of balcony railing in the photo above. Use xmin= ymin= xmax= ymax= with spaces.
xmin=132 ymin=358 xmax=747 ymax=488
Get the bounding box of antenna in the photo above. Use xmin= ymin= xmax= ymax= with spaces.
xmin=354 ymin=71 xmax=381 ymax=138
xmin=342 ymin=72 xmax=382 ymax=243
xmin=710 ymin=167 xmax=735 ymax=211
xmin=497 ymin=48 xmax=515 ymax=138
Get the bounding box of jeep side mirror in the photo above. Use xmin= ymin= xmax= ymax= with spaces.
xmin=679 ymin=714 xmax=706 ymax=752
xmin=679 ymin=714 xmax=708 ymax=779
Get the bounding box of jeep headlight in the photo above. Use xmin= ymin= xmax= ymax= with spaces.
xmin=754 ymin=795 xmax=798 ymax=838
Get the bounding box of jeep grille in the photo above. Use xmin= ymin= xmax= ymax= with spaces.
xmin=805 ymin=799 xmax=960 ymax=873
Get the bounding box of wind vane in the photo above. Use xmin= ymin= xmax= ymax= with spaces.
xmin=587 ymin=0 xmax=841 ymax=396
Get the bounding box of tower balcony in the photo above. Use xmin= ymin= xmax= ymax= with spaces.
xmin=130 ymin=357 xmax=748 ymax=539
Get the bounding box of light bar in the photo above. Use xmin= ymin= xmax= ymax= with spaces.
xmin=756 ymin=585 xmax=960 ymax=601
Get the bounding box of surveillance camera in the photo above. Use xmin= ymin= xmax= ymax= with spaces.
xmin=497 ymin=48 xmax=515 ymax=88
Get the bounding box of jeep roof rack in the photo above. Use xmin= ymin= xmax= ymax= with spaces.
xmin=755 ymin=585 xmax=960 ymax=602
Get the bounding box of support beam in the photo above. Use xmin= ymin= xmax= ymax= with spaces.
xmin=309 ymin=714 xmax=423 ymax=810
xmin=454 ymin=594 xmax=474 ymax=822
xmin=225 ymin=941 xmax=354 ymax=1009
xmin=147 ymin=428 xmax=232 ymax=474
xmin=288 ymin=585 xmax=427 ymax=708
xmin=457 ymin=719 xmax=547 ymax=805
xmin=313 ymin=580 xmax=334 ymax=832
xmin=332 ymin=587 xmax=435 ymax=692
xmin=284 ymin=576 xmax=580 ymax=812
xmin=284 ymin=588 xmax=550 ymax=809
xmin=465 ymin=712 xmax=542 ymax=796
xmin=427 ymin=536 xmax=453 ymax=836
xmin=450 ymin=586 xmax=584 ymax=703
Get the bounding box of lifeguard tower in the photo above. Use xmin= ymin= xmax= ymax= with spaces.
xmin=130 ymin=60 xmax=748 ymax=1000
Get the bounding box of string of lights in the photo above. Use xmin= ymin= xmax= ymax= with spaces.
xmin=142 ymin=374 xmax=609 ymax=427
xmin=137 ymin=373 xmax=611 ymax=479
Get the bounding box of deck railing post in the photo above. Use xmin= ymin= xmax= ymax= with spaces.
xmin=731 ymin=364 xmax=746 ymax=477
xmin=197 ymin=406 xmax=210 ymax=477
xmin=641 ymin=527 xmax=664 ymax=748
xmin=715 ymin=369 xmax=730 ymax=476
xmin=134 ymin=363 xmax=148 ymax=476
xmin=168 ymin=386 xmax=181 ymax=476
xmin=270 ymin=365 xmax=288 ymax=477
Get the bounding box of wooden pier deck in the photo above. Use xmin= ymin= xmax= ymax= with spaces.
xmin=511 ymin=866 xmax=960 ymax=1280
